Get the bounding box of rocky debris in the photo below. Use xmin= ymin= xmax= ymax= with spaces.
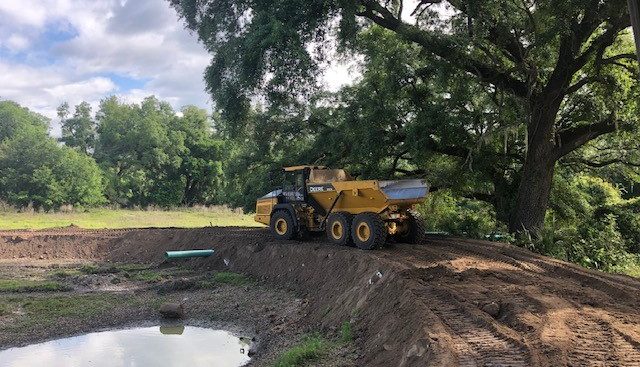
xmin=159 ymin=302 xmax=185 ymax=319
xmin=481 ymin=301 xmax=501 ymax=318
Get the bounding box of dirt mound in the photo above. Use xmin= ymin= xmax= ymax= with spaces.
xmin=1 ymin=227 xmax=639 ymax=366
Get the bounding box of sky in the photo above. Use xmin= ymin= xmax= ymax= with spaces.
xmin=0 ymin=0 xmax=355 ymax=136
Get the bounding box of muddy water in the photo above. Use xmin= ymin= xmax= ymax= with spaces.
xmin=0 ymin=326 xmax=251 ymax=367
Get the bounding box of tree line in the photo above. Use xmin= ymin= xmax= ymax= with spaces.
xmin=0 ymin=97 xmax=225 ymax=210
xmin=0 ymin=84 xmax=638 ymax=271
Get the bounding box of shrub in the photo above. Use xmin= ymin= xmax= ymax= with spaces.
xmin=570 ymin=215 xmax=628 ymax=272
xmin=596 ymin=198 xmax=640 ymax=253
xmin=273 ymin=335 xmax=328 ymax=367
xmin=417 ymin=190 xmax=501 ymax=238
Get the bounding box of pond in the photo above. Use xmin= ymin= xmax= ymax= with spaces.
xmin=0 ymin=325 xmax=252 ymax=367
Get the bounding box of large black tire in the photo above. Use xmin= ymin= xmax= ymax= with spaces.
xmin=326 ymin=212 xmax=353 ymax=246
xmin=398 ymin=210 xmax=426 ymax=244
xmin=351 ymin=212 xmax=387 ymax=250
xmin=270 ymin=210 xmax=296 ymax=240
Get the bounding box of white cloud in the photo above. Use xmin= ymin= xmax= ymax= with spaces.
xmin=0 ymin=0 xmax=212 ymax=137
xmin=0 ymin=2 xmax=49 ymax=27
xmin=5 ymin=34 xmax=30 ymax=51
xmin=43 ymin=77 xmax=116 ymax=100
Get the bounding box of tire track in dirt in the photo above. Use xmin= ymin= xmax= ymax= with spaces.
xmin=613 ymin=329 xmax=640 ymax=366
xmin=566 ymin=313 xmax=640 ymax=367
xmin=374 ymin=237 xmax=640 ymax=366
xmin=420 ymin=290 xmax=530 ymax=367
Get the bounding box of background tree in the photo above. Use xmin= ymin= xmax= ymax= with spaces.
xmin=0 ymin=102 xmax=104 ymax=210
xmin=172 ymin=106 xmax=225 ymax=205
xmin=94 ymin=96 xmax=225 ymax=207
xmin=0 ymin=100 xmax=49 ymax=141
xmin=170 ymin=0 xmax=639 ymax=236
xmin=58 ymin=101 xmax=97 ymax=154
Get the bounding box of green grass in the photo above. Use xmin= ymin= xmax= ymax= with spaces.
xmin=0 ymin=279 xmax=71 ymax=293
xmin=625 ymin=264 xmax=640 ymax=278
xmin=0 ymin=208 xmax=262 ymax=230
xmin=618 ymin=262 xmax=640 ymax=278
xmin=78 ymin=263 xmax=163 ymax=283
xmin=51 ymin=269 xmax=81 ymax=278
xmin=0 ymin=303 xmax=8 ymax=316
xmin=211 ymin=271 xmax=252 ymax=285
xmin=273 ymin=335 xmax=329 ymax=367
xmin=3 ymin=293 xmax=145 ymax=330
xmin=340 ymin=321 xmax=353 ymax=343
xmin=116 ymin=263 xmax=153 ymax=272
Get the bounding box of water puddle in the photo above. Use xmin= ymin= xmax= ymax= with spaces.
xmin=0 ymin=325 xmax=251 ymax=367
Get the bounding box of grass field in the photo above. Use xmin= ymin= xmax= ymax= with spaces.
xmin=0 ymin=208 xmax=262 ymax=230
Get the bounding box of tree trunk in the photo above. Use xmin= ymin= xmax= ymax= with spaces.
xmin=508 ymin=148 xmax=556 ymax=236
xmin=508 ymin=97 xmax=562 ymax=236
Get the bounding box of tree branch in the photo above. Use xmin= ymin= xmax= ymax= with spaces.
xmin=410 ymin=0 xmax=442 ymax=16
xmin=394 ymin=167 xmax=426 ymax=175
xmin=566 ymin=157 xmax=640 ymax=168
xmin=602 ymin=53 xmax=638 ymax=62
xmin=566 ymin=75 xmax=605 ymax=94
xmin=462 ymin=192 xmax=496 ymax=204
xmin=554 ymin=116 xmax=618 ymax=158
xmin=357 ymin=1 xmax=530 ymax=98
xmin=572 ymin=17 xmax=632 ymax=72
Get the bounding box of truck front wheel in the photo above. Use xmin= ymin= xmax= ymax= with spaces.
xmin=270 ymin=210 xmax=296 ymax=240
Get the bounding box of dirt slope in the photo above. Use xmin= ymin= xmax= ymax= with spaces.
xmin=1 ymin=227 xmax=639 ymax=366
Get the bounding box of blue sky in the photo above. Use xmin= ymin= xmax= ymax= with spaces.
xmin=0 ymin=0 xmax=354 ymax=136
xmin=0 ymin=0 xmax=212 ymax=136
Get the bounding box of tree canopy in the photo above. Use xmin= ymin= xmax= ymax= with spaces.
xmin=170 ymin=0 xmax=639 ymax=236
xmin=58 ymin=101 xmax=97 ymax=154
xmin=0 ymin=100 xmax=49 ymax=142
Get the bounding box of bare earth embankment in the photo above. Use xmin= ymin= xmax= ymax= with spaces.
xmin=1 ymin=227 xmax=639 ymax=366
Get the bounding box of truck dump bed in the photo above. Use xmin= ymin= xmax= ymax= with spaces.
xmin=379 ymin=179 xmax=429 ymax=201
xmin=308 ymin=179 xmax=429 ymax=214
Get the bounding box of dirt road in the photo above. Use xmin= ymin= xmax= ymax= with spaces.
xmin=1 ymin=227 xmax=639 ymax=366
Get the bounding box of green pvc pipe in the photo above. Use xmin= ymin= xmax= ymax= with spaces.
xmin=164 ymin=249 xmax=214 ymax=259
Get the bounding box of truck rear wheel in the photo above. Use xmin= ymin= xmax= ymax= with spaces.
xmin=326 ymin=212 xmax=353 ymax=246
xmin=351 ymin=212 xmax=387 ymax=250
xmin=398 ymin=210 xmax=426 ymax=244
xmin=270 ymin=210 xmax=296 ymax=240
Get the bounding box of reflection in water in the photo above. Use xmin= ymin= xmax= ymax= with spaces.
xmin=159 ymin=324 xmax=185 ymax=335
xmin=0 ymin=326 xmax=251 ymax=367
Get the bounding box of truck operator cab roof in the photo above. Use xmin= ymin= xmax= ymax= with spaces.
xmin=281 ymin=165 xmax=353 ymax=184
xmin=283 ymin=165 xmax=327 ymax=172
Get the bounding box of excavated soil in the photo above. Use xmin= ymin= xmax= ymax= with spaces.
xmin=1 ymin=227 xmax=640 ymax=366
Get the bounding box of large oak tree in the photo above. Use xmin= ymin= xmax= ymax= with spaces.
xmin=170 ymin=0 xmax=638 ymax=235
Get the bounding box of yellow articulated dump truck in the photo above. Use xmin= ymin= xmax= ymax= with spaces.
xmin=254 ymin=165 xmax=429 ymax=250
